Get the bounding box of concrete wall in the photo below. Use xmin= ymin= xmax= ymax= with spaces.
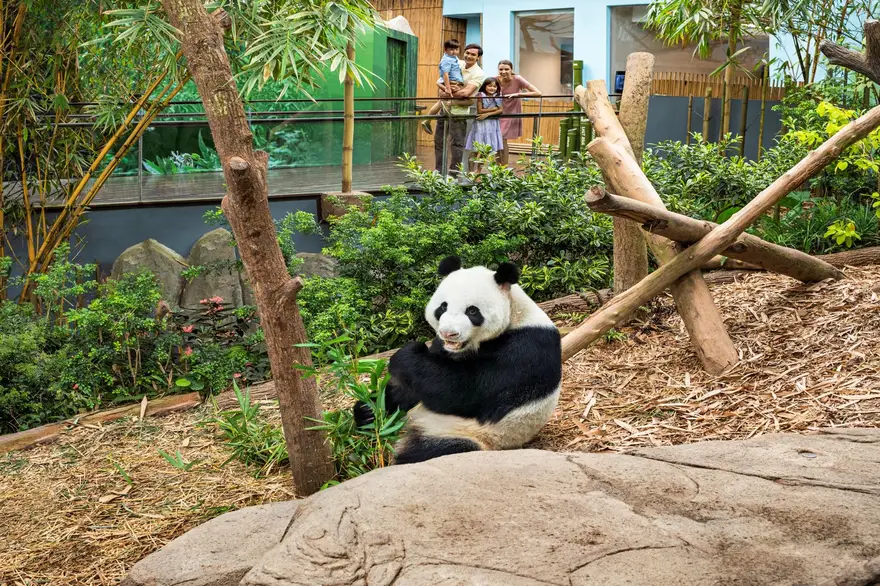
xmin=441 ymin=0 xmax=831 ymax=90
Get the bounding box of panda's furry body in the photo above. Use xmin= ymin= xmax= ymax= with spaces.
xmin=354 ymin=256 xmax=562 ymax=465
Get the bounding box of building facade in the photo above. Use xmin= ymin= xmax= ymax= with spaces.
xmin=441 ymin=0 xmax=811 ymax=94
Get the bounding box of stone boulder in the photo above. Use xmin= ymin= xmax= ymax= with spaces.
xmin=121 ymin=429 xmax=880 ymax=586
xmin=180 ymin=228 xmax=243 ymax=309
xmin=111 ymin=239 xmax=187 ymax=306
xmin=120 ymin=501 xmax=298 ymax=586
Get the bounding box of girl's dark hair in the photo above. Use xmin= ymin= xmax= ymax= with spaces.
xmin=479 ymin=77 xmax=501 ymax=96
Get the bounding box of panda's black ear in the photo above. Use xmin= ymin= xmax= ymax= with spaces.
xmin=494 ymin=262 xmax=519 ymax=286
xmin=438 ymin=255 xmax=462 ymax=276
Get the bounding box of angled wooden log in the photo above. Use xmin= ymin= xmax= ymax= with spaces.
xmin=576 ymin=82 xmax=738 ymax=374
xmin=610 ymin=53 xmax=652 ymax=293
xmin=562 ymin=103 xmax=880 ymax=362
xmin=586 ymin=187 xmax=844 ymax=283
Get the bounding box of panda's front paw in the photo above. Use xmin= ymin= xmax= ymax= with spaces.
xmin=353 ymin=400 xmax=376 ymax=427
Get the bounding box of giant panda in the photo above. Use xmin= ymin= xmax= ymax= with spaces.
xmin=354 ymin=255 xmax=562 ymax=465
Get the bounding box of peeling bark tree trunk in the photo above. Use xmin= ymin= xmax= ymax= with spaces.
xmin=160 ymin=0 xmax=335 ymax=495
xmin=610 ymin=53 xmax=652 ymax=294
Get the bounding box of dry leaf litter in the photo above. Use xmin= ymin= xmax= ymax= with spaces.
xmin=1 ymin=266 xmax=878 ymax=585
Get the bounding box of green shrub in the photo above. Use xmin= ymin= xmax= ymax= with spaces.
xmin=0 ymin=302 xmax=72 ymax=433
xmin=299 ymin=335 xmax=406 ymax=487
xmin=299 ymin=150 xmax=613 ymax=353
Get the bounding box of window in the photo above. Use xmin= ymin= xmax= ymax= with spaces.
xmin=609 ymin=5 xmax=769 ymax=78
xmin=515 ymin=10 xmax=575 ymax=96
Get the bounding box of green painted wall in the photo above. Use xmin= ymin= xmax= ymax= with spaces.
xmin=120 ymin=26 xmax=418 ymax=177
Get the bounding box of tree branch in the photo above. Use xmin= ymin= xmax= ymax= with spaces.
xmin=820 ymin=19 xmax=880 ymax=83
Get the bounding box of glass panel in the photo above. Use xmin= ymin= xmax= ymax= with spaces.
xmin=609 ymin=5 xmax=769 ymax=78
xmin=515 ymin=10 xmax=575 ymax=96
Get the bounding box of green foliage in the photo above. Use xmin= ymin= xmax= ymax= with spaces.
xmin=172 ymin=298 xmax=270 ymax=393
xmin=824 ymin=219 xmax=862 ymax=249
xmin=296 ymin=151 xmax=612 ymax=353
xmin=298 ymin=335 xmax=406 ymax=486
xmin=200 ymin=382 xmax=288 ymax=478
xmin=644 ymin=136 xmax=807 ymax=220
xmin=157 ymin=448 xmax=201 ymax=472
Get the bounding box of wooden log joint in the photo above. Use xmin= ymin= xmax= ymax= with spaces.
xmin=586 ymin=186 xmax=845 ymax=283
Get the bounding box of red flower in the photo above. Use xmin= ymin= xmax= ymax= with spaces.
xmin=182 ymin=325 xmax=194 ymax=333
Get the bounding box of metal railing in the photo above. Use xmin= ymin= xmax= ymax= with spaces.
xmin=35 ymin=94 xmax=609 ymax=207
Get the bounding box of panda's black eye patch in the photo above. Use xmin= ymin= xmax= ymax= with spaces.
xmin=465 ymin=305 xmax=484 ymax=326
xmin=434 ymin=301 xmax=448 ymax=321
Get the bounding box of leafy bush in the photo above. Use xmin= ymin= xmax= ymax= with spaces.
xmin=298 ymin=149 xmax=613 ymax=352
xmin=200 ymin=381 xmax=289 ymax=478
xmin=299 ymin=335 xmax=406 ymax=487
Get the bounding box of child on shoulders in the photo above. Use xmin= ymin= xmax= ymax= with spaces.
xmin=421 ymin=39 xmax=464 ymax=135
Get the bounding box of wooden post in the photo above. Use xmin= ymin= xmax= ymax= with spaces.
xmin=718 ymin=80 xmax=728 ymax=143
xmin=610 ymin=53 xmax=653 ymax=296
xmin=739 ymin=85 xmax=749 ymax=157
xmin=702 ymin=86 xmax=712 ymax=143
xmin=159 ymin=0 xmax=335 ymax=496
xmin=575 ymin=81 xmax=738 ymax=374
xmin=561 ymin=102 xmax=880 ymax=362
xmin=585 ymin=187 xmax=844 ymax=283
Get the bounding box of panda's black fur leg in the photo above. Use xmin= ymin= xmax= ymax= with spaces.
xmin=393 ymin=433 xmax=481 ymax=465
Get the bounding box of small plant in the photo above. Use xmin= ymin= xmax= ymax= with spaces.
xmin=298 ymin=334 xmax=407 ymax=487
xmin=157 ymin=448 xmax=201 ymax=471
xmin=824 ymin=219 xmax=862 ymax=248
xmin=871 ymin=192 xmax=880 ymax=219
xmin=200 ymin=381 xmax=288 ymax=478
xmin=604 ymin=329 xmax=627 ymax=343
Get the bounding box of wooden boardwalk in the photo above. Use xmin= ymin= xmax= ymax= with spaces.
xmin=75 ymin=160 xmax=416 ymax=207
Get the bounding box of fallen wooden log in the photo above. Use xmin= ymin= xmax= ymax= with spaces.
xmin=586 ymin=186 xmax=845 ymax=282
xmin=561 ymin=101 xmax=880 ymax=362
xmin=578 ymin=87 xmax=738 ymax=374
xmin=0 ymin=392 xmax=202 ymax=455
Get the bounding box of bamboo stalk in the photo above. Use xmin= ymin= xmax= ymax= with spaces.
xmin=758 ymin=66 xmax=768 ymax=160
xmin=17 ymin=123 xmax=35 ymax=265
xmin=702 ymin=86 xmax=712 ymax=143
xmin=22 ymin=74 xmax=186 ymax=295
xmin=26 ymin=63 xmax=174 ymax=279
xmin=686 ymin=95 xmax=693 ymax=144
xmin=341 ymin=37 xmax=354 ymax=193
xmin=739 ymin=85 xmax=749 ymax=157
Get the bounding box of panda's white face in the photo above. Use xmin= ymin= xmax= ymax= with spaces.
xmin=425 ymin=266 xmax=513 ymax=354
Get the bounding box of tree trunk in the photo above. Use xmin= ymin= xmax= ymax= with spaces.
xmin=159 ymin=0 xmax=335 ymax=495
xmin=561 ymin=102 xmax=880 ymax=362
xmin=573 ymin=88 xmax=738 ymax=373
xmin=610 ymin=53 xmax=652 ymax=294
xmin=342 ymin=38 xmax=355 ymax=193
xmin=585 ymin=186 xmax=844 ymax=283
xmin=820 ymin=19 xmax=880 ymax=85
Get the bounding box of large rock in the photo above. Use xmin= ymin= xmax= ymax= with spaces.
xmin=122 ymin=429 xmax=880 ymax=586
xmin=120 ymin=501 xmax=298 ymax=586
xmin=111 ymin=239 xmax=187 ymax=306
xmin=180 ymin=228 xmax=244 ymax=309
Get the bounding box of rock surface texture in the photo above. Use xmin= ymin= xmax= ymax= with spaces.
xmin=121 ymin=429 xmax=880 ymax=586
xmin=180 ymin=228 xmax=243 ymax=309
xmin=111 ymin=239 xmax=188 ymax=306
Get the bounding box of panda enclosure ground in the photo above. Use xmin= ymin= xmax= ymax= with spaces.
xmin=2 ymin=264 xmax=879 ymax=585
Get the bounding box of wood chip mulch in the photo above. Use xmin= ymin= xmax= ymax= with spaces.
xmin=534 ymin=265 xmax=880 ymax=452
